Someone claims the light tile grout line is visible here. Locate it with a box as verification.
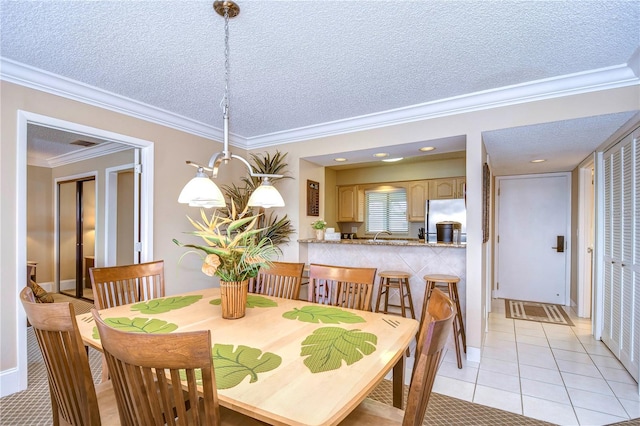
[539,307,580,424]
[474,300,637,425]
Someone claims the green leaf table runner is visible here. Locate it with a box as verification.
[212,344,282,389]
[92,317,178,339]
[300,327,377,373]
[179,343,282,390]
[131,295,202,314]
[282,305,366,324]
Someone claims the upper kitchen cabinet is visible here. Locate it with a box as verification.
[408,180,429,222]
[337,185,364,222]
[429,178,466,199]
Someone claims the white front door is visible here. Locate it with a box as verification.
[495,173,571,304]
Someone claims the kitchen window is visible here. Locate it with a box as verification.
[365,188,408,234]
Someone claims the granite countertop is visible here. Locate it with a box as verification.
[297,238,466,248]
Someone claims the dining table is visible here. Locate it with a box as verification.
[76,287,418,426]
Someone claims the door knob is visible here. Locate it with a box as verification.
[551,235,565,253]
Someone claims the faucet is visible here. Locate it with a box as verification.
[373,230,392,241]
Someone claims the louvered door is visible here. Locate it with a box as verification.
[602,130,639,381]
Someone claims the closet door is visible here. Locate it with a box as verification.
[602,131,639,380]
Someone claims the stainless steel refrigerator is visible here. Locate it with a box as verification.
[425,199,467,243]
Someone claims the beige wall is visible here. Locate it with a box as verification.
[2,79,638,393]
[1,81,243,378]
[333,156,466,186]
[26,166,54,284]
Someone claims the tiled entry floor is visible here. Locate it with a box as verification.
[431,298,640,425]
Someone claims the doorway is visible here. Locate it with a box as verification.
[494,173,571,304]
[577,160,595,318]
[57,176,96,300]
[105,164,140,266]
[16,110,155,394]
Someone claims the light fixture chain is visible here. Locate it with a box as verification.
[222,6,230,116]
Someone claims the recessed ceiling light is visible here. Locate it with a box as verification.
[530,159,546,163]
[382,157,403,163]
[334,157,347,162]
[373,153,388,158]
[419,146,435,152]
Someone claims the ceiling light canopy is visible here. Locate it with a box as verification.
[373,153,389,158]
[334,157,347,162]
[530,159,547,163]
[419,146,435,152]
[382,157,403,162]
[178,1,284,209]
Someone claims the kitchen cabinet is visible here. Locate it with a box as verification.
[408,180,429,222]
[429,178,465,199]
[337,185,364,222]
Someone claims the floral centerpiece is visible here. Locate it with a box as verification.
[173,202,280,318]
[311,219,327,240]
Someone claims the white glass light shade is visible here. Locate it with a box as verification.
[178,171,225,208]
[247,179,285,208]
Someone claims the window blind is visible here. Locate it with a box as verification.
[365,189,408,234]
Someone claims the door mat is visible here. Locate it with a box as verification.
[505,299,574,326]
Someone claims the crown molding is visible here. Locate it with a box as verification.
[0,58,240,145]
[3,57,638,151]
[247,64,639,148]
[48,142,132,168]
[27,142,132,168]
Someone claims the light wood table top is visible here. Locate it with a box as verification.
[77,287,418,426]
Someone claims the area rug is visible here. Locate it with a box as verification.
[369,379,552,426]
[505,299,574,326]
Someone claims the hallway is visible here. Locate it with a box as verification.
[432,299,640,425]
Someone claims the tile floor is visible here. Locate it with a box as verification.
[429,299,640,425]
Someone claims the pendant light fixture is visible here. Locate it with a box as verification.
[178,1,285,209]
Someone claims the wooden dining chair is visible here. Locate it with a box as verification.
[252,261,305,299]
[19,287,120,426]
[308,264,377,311]
[90,260,165,382]
[89,260,165,310]
[92,309,265,426]
[340,288,455,426]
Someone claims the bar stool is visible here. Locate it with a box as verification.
[375,271,416,355]
[423,274,466,368]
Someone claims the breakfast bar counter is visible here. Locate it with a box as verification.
[298,238,465,248]
[299,238,466,351]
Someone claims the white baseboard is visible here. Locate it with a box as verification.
[467,346,481,363]
[0,367,25,398]
[59,279,76,291]
[38,281,54,293]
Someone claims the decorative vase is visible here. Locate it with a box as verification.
[219,280,248,319]
[315,229,325,240]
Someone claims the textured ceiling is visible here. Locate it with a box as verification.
[2,0,639,173]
